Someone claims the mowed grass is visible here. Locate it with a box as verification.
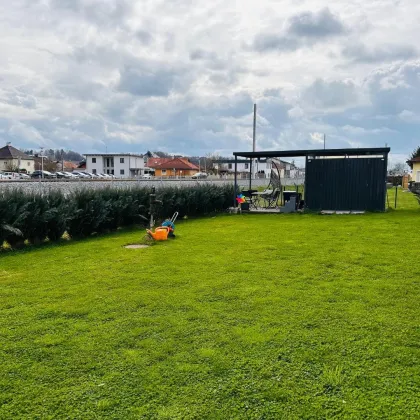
[1,192,419,419]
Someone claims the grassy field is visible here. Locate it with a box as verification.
[1,191,419,419]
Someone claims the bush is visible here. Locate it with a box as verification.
[0,184,234,249]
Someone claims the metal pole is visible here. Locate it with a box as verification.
[249,158,252,190]
[395,185,398,209]
[150,186,156,229]
[383,151,389,212]
[40,147,44,180]
[324,134,326,150]
[234,155,238,208]
[253,104,257,152]
[303,155,308,210]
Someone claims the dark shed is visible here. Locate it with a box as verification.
[233,147,390,212]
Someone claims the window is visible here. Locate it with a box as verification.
[92,158,96,163]
[27,162,30,166]
[120,158,124,163]
[162,169,167,175]
[120,169,125,175]
[245,163,249,169]
[111,170,114,175]
[92,169,97,174]
[228,163,232,169]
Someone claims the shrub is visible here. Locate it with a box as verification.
[0,184,234,249]
[0,190,26,247]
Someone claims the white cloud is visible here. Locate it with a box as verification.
[0,0,419,158]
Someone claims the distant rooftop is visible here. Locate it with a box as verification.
[0,144,34,160]
[84,153,144,157]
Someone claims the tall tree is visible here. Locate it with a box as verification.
[408,146,420,169]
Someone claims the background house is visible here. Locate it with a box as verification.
[271,159,304,178]
[0,144,34,173]
[57,161,78,172]
[149,157,199,177]
[408,157,420,182]
[214,158,304,179]
[85,153,145,177]
[214,159,272,179]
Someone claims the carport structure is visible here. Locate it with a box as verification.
[233,147,390,212]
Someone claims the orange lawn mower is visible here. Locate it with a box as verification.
[146,212,178,241]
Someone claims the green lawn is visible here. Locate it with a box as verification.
[1,192,419,419]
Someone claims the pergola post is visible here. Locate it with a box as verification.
[234,155,238,208]
[383,151,388,212]
[249,157,252,190]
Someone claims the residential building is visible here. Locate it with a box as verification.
[272,159,304,178]
[149,157,199,177]
[408,156,420,182]
[214,159,272,179]
[85,153,145,178]
[214,158,305,179]
[147,157,172,168]
[57,161,78,172]
[34,156,58,172]
[0,143,35,173]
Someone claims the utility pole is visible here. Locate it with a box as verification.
[253,104,257,152]
[251,103,257,187]
[324,134,326,150]
[40,147,44,180]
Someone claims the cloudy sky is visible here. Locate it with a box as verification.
[0,0,419,163]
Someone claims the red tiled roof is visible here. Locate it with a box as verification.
[153,157,199,170]
[407,156,420,163]
[64,161,77,169]
[147,158,172,168]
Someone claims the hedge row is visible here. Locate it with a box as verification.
[0,184,234,247]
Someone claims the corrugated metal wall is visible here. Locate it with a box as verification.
[305,157,387,211]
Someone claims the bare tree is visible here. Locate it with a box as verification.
[389,162,407,175]
[43,160,58,172]
[4,162,19,172]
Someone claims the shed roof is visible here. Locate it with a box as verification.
[233,147,390,159]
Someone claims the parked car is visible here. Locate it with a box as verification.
[192,172,208,179]
[72,171,90,178]
[0,173,7,180]
[64,172,78,178]
[30,170,56,179]
[141,174,153,179]
[2,172,19,180]
[19,173,31,179]
[55,171,68,178]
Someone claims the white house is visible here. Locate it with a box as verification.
[271,159,305,179]
[85,153,145,178]
[214,159,272,178]
[0,143,35,173]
